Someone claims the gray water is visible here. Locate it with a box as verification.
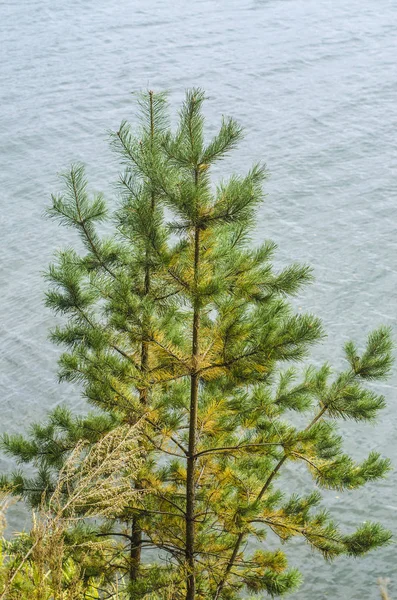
[1,0,396,597]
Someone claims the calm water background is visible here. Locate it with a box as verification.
[1,0,396,597]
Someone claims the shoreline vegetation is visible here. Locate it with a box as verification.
[0,496,393,599]
[0,90,393,599]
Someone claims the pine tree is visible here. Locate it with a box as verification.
[1,89,393,600]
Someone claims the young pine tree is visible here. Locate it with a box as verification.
[1,89,393,600]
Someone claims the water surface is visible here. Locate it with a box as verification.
[1,1,396,597]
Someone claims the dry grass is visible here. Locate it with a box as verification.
[0,421,143,599]
[378,578,392,600]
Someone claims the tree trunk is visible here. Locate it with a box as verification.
[186,223,200,600]
[129,516,142,583]
[129,90,155,593]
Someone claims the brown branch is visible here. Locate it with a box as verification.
[194,442,282,459]
[142,432,185,459]
[145,417,188,456]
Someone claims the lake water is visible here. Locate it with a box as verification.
[1,0,396,598]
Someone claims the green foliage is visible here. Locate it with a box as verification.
[0,89,393,600]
